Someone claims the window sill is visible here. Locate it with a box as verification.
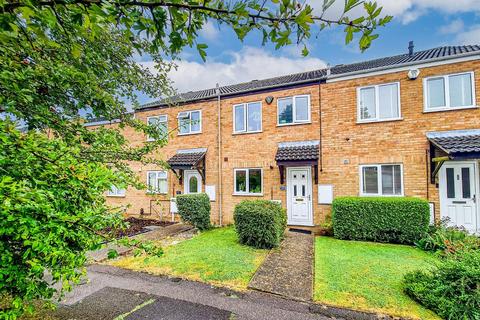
[423,105,479,114]
[233,193,264,197]
[359,194,404,197]
[146,192,168,195]
[107,195,126,198]
[177,132,202,136]
[276,121,311,127]
[357,117,403,124]
[232,130,263,136]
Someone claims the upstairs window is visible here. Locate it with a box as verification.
[360,164,403,196]
[277,95,310,125]
[107,185,126,197]
[178,110,201,135]
[146,115,168,141]
[424,72,475,111]
[233,102,262,133]
[234,168,262,195]
[147,171,168,194]
[358,82,400,122]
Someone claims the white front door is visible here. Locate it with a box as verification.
[439,161,478,233]
[184,170,202,194]
[287,167,313,226]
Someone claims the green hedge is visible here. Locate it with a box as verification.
[176,193,211,230]
[404,251,480,320]
[233,200,287,249]
[332,197,430,244]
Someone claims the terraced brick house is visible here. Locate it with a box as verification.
[88,44,480,234]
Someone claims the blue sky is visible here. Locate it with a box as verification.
[138,0,480,105]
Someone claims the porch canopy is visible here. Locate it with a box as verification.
[167,148,207,184]
[275,140,319,184]
[427,129,480,183]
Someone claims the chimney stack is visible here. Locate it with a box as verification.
[408,41,414,57]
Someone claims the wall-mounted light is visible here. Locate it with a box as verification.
[265,96,274,104]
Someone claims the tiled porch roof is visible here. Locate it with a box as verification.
[427,129,480,154]
[167,148,207,168]
[275,141,319,161]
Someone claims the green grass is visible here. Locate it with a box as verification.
[314,237,440,320]
[110,227,268,290]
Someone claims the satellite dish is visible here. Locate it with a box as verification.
[408,69,420,80]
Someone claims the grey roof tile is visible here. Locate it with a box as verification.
[139,45,480,110]
[167,151,206,167]
[427,129,480,154]
[275,141,319,161]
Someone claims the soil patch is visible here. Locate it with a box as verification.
[104,217,175,238]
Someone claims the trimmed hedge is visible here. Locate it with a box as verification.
[332,197,430,244]
[176,193,211,230]
[404,251,480,320]
[234,200,287,249]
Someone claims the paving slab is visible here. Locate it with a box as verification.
[248,230,313,301]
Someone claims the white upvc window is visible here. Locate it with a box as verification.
[107,185,126,197]
[233,101,262,133]
[146,115,168,141]
[277,94,311,125]
[359,164,404,196]
[424,71,476,111]
[234,168,263,195]
[357,82,401,122]
[177,110,202,135]
[147,171,168,194]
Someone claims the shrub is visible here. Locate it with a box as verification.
[332,197,430,244]
[404,250,480,320]
[176,193,211,230]
[415,218,480,255]
[234,200,287,249]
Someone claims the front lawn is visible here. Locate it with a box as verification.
[314,237,440,320]
[110,227,268,290]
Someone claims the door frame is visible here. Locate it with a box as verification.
[184,170,203,194]
[439,160,479,233]
[286,166,314,226]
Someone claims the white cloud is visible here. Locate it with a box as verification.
[455,25,480,44]
[199,20,220,41]
[140,47,326,93]
[439,19,465,35]
[309,0,480,24]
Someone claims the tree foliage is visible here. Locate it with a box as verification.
[0,0,391,318]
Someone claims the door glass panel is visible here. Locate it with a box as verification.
[248,169,262,194]
[302,185,305,197]
[189,176,198,193]
[294,185,297,196]
[461,167,471,199]
[446,168,455,198]
[363,166,378,194]
[359,87,376,120]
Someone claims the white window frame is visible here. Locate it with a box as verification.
[423,71,476,112]
[177,110,202,135]
[357,82,401,123]
[277,94,311,126]
[107,185,126,197]
[359,164,404,197]
[233,101,263,134]
[146,170,168,194]
[233,168,263,196]
[146,115,168,141]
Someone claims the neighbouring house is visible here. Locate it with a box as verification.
[87,44,480,234]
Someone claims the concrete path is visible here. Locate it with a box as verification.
[248,230,314,301]
[87,223,194,262]
[55,265,336,320]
